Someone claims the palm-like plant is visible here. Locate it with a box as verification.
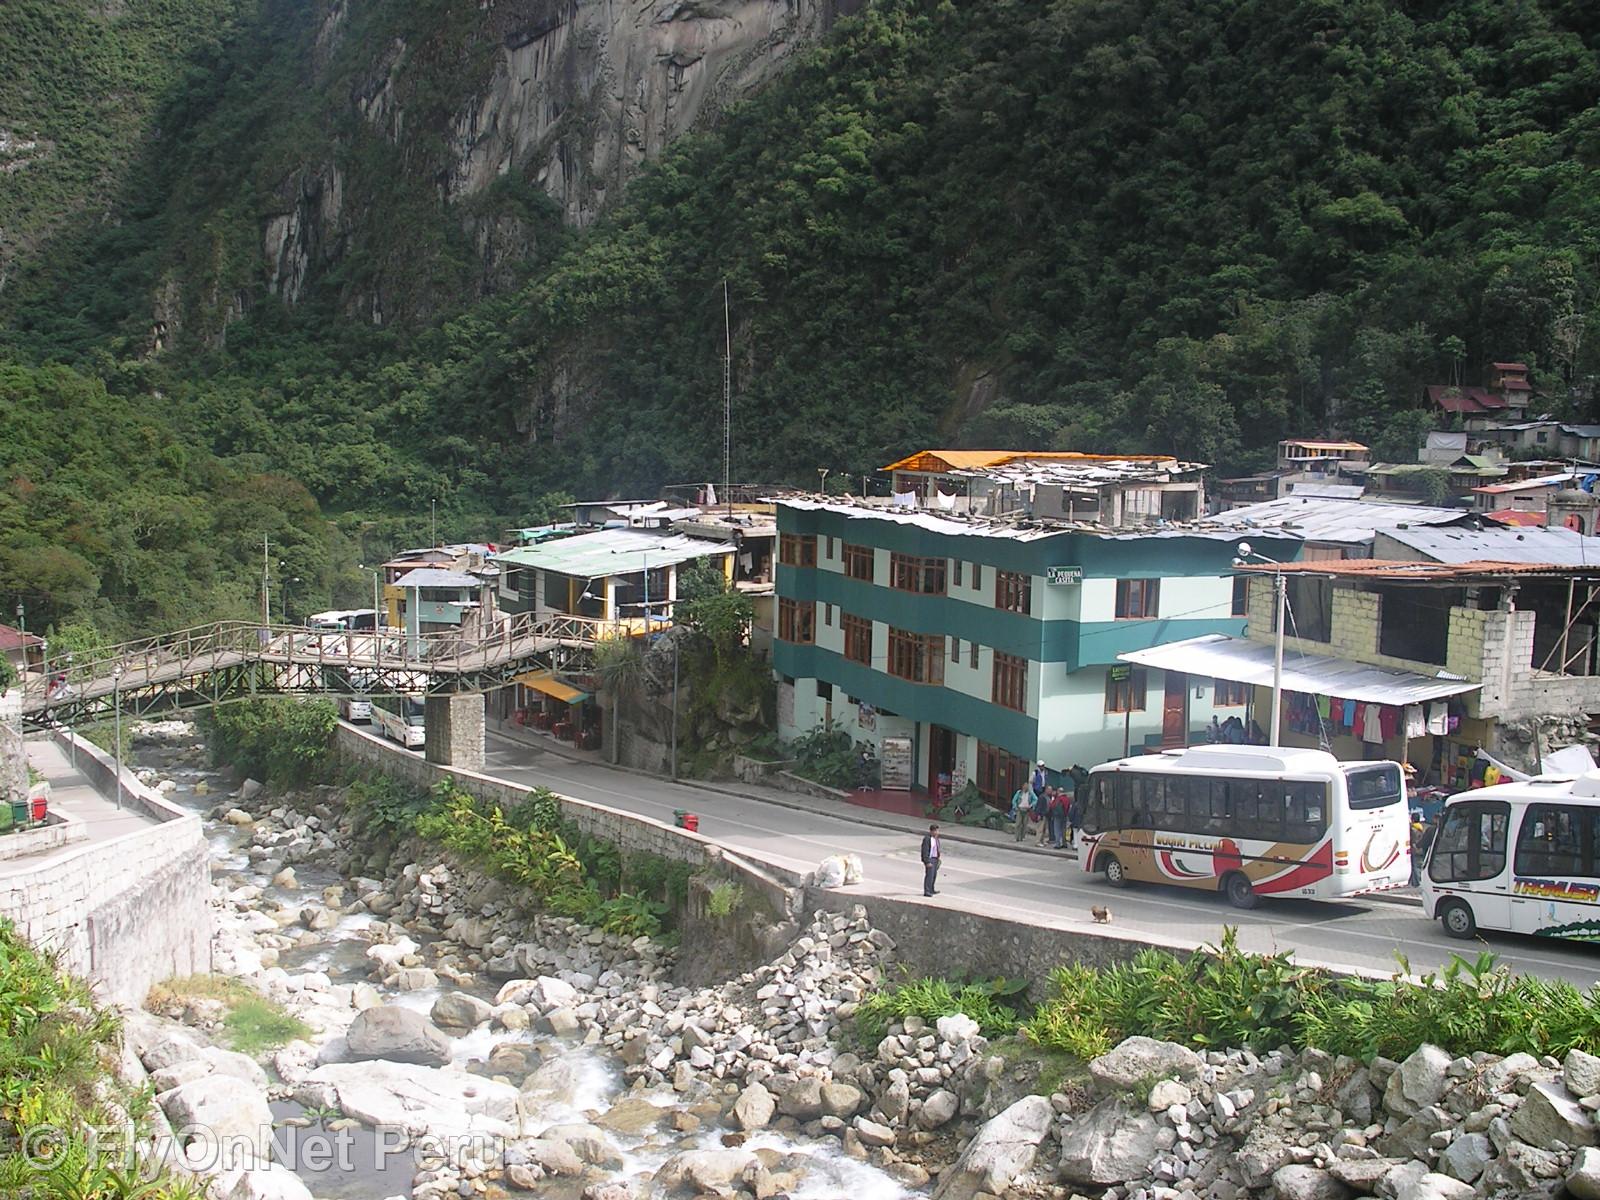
[593,636,648,765]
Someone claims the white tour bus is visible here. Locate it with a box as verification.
[1421,773,1600,940]
[1079,745,1412,908]
[372,693,426,750]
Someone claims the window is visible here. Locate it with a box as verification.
[779,533,817,567]
[843,543,875,582]
[888,628,945,684]
[1429,802,1510,884]
[817,680,832,701]
[777,598,815,644]
[950,636,961,662]
[824,603,834,627]
[1115,578,1159,619]
[1378,586,1449,666]
[977,742,1029,804]
[842,614,872,665]
[1105,667,1147,713]
[1283,781,1329,843]
[972,563,983,590]
[992,651,1027,711]
[969,640,978,669]
[890,553,947,595]
[1344,764,1403,811]
[1232,576,1250,617]
[1213,678,1248,707]
[1515,804,1595,878]
[1272,576,1332,642]
[825,536,836,559]
[953,559,964,587]
[995,570,1032,614]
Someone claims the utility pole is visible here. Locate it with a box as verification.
[723,280,732,520]
[111,664,124,811]
[432,498,438,547]
[671,633,680,780]
[261,537,271,631]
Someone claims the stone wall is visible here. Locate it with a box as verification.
[0,688,24,808]
[0,731,212,1006]
[336,723,806,925]
[424,693,486,771]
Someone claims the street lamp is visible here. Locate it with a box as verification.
[1233,541,1288,748]
[111,663,124,811]
[14,602,23,678]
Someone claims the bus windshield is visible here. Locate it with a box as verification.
[404,698,425,721]
[1344,764,1403,810]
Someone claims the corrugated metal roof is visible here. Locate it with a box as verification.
[1118,634,1479,705]
[393,568,482,589]
[1562,425,1600,439]
[1196,497,1469,544]
[879,449,1178,473]
[1379,526,1600,566]
[1285,483,1365,500]
[1238,559,1600,581]
[1279,440,1368,452]
[1471,472,1577,495]
[1483,510,1548,527]
[493,529,734,577]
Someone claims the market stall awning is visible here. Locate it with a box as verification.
[1117,634,1480,707]
[515,670,591,704]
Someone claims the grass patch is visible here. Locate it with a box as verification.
[855,972,1027,1047]
[148,974,309,1055]
[707,881,745,919]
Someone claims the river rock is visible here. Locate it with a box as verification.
[1567,1147,1600,1200]
[431,991,493,1031]
[224,808,254,826]
[937,1013,981,1043]
[653,1148,758,1196]
[299,905,337,931]
[920,1089,959,1128]
[159,1075,275,1165]
[876,1074,910,1126]
[391,967,438,991]
[300,1060,520,1138]
[1482,1052,1542,1094]
[854,1116,896,1147]
[1088,1036,1203,1091]
[1394,1172,1476,1200]
[595,1096,668,1136]
[1147,1079,1192,1112]
[820,1080,865,1118]
[272,867,298,889]
[1328,1156,1406,1191]
[1512,1080,1599,1149]
[732,1081,777,1130]
[513,1137,584,1176]
[934,1094,1055,1200]
[539,1123,622,1168]
[1272,1165,1354,1200]
[1385,1044,1452,1118]
[1438,1131,1493,1183]
[215,1164,315,1200]
[1567,1049,1600,1101]
[345,1006,452,1066]
[525,975,580,1012]
[776,1076,825,1120]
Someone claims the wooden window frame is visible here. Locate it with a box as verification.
[992,651,1027,712]
[842,543,875,582]
[890,552,947,595]
[950,636,961,662]
[1115,578,1159,619]
[977,741,1029,805]
[995,570,1032,615]
[1105,666,1147,713]
[969,640,979,669]
[779,533,818,568]
[777,597,815,644]
[842,613,872,665]
[953,559,964,587]
[888,627,945,685]
[1213,678,1249,707]
[1231,575,1250,618]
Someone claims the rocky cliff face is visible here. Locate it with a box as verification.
[256,0,861,319]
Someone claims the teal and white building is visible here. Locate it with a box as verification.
[772,497,1301,803]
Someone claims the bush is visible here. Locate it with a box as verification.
[856,973,1026,1046]
[207,698,337,786]
[787,722,874,790]
[1025,929,1600,1063]
[707,881,744,919]
[224,999,311,1056]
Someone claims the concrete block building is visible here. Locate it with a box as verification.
[771,496,1300,804]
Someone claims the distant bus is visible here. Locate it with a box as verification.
[322,667,375,724]
[1079,745,1412,908]
[372,693,426,750]
[1421,774,1600,940]
[306,609,379,633]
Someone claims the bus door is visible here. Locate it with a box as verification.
[1508,803,1600,936]
[1427,799,1512,930]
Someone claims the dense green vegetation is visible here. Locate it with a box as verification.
[206,697,338,786]
[0,919,203,1199]
[3,0,1599,630]
[865,931,1600,1070]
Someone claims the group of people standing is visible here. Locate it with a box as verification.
[1010,760,1084,849]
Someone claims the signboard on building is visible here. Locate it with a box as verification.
[881,736,913,791]
[1047,565,1083,585]
[1108,664,1131,682]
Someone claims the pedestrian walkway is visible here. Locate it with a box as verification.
[0,739,156,875]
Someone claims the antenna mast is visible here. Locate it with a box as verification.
[722,280,732,518]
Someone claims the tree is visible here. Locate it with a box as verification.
[593,636,648,766]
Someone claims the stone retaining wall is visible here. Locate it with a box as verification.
[336,723,807,924]
[0,731,211,1006]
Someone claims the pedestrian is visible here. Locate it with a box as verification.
[1036,786,1054,845]
[1048,786,1069,848]
[920,823,942,896]
[1013,785,1033,842]
[1032,759,1048,798]
[1067,785,1085,848]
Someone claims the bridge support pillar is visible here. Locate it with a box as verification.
[424,694,485,772]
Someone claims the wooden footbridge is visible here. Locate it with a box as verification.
[15,612,618,731]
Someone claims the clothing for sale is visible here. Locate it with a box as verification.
[1361,703,1382,741]
[1379,706,1399,739]
[1427,702,1448,735]
[1404,705,1426,739]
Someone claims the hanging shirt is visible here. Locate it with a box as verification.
[1405,705,1427,739]
[1427,702,1449,735]
[1362,703,1383,740]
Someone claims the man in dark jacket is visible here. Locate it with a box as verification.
[920,824,941,896]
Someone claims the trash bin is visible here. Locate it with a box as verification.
[10,800,30,828]
[682,813,699,833]
[30,796,47,822]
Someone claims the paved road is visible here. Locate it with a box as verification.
[479,731,1600,988]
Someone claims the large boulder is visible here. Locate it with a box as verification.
[1087,1036,1203,1092]
[1567,1049,1600,1100]
[934,1094,1055,1200]
[653,1148,759,1196]
[159,1075,275,1166]
[431,991,493,1032]
[919,1089,959,1128]
[299,1060,521,1139]
[820,1081,865,1119]
[1272,1165,1354,1200]
[1511,1080,1599,1150]
[214,1164,315,1200]
[345,1006,452,1066]
[1567,1146,1600,1200]
[1438,1132,1493,1183]
[1394,1173,1476,1200]
[732,1081,776,1131]
[537,1123,622,1169]
[775,1076,825,1121]
[1383,1044,1452,1118]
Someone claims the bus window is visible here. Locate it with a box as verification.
[1514,804,1589,878]
[1132,777,1164,830]
[1082,777,1111,834]
[1284,782,1329,843]
[1429,802,1509,883]
[1164,777,1192,833]
[1345,764,1403,810]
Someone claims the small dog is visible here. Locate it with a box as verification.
[1090,905,1113,924]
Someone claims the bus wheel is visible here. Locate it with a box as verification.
[1223,872,1258,910]
[1439,899,1477,940]
[1102,855,1129,888]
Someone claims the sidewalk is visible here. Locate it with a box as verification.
[486,721,1423,905]
[0,739,156,875]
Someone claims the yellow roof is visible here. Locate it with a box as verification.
[515,670,590,703]
[881,449,1175,473]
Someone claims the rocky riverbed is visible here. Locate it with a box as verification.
[117,722,1600,1200]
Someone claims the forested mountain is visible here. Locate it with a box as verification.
[3,0,1599,634]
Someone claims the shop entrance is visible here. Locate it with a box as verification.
[928,725,956,798]
[1162,671,1189,748]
